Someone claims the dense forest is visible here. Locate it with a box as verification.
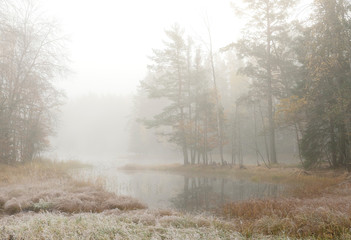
[129,0,351,170]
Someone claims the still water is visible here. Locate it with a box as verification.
[74,167,283,212]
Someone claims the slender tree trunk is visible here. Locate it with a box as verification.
[236,102,243,167]
[294,123,303,165]
[232,105,240,165]
[259,103,270,164]
[177,60,188,165]
[253,104,260,166]
[266,3,277,164]
[231,110,237,165]
[204,99,209,165]
[187,40,196,165]
[205,19,225,165]
[180,107,189,165]
[329,118,338,167]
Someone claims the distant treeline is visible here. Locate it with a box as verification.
[0,1,65,164]
[131,0,351,169]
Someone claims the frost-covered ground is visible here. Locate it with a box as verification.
[0,210,245,240]
[0,161,244,239]
[0,178,145,215]
[0,161,145,216]
[2,161,351,239]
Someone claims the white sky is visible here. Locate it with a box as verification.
[43,0,241,98]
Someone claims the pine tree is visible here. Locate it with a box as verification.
[141,24,190,164]
[231,0,297,164]
[298,0,351,168]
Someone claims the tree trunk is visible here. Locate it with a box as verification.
[253,104,260,166]
[259,103,270,164]
[266,2,277,164]
[205,19,225,165]
[329,118,338,167]
[236,102,243,167]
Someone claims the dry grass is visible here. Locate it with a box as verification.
[0,158,90,185]
[288,175,344,198]
[221,181,351,239]
[119,163,183,171]
[0,210,255,240]
[0,159,145,216]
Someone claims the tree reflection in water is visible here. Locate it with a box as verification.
[172,176,281,212]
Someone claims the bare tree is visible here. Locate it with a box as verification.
[0,0,67,163]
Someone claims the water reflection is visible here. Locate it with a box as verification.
[172,176,281,212]
[73,168,283,212]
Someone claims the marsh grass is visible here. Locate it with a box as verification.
[0,159,145,216]
[0,158,91,185]
[222,199,351,239]
[288,175,344,197]
[221,179,351,239]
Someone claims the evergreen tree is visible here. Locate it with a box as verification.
[298,0,351,168]
[141,25,190,164]
[230,0,297,164]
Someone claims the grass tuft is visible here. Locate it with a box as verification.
[4,198,22,215]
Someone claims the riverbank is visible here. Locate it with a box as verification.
[0,160,243,239]
[2,160,351,239]
[120,163,351,239]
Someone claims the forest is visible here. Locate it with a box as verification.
[129,0,351,170]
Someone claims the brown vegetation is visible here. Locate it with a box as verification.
[220,176,351,239]
[0,159,90,185]
[0,160,145,216]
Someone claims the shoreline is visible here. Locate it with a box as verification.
[118,163,347,186]
[1,160,351,239]
[0,160,243,239]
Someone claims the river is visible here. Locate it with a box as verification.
[73,164,284,213]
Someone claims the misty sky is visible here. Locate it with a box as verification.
[44,0,239,98]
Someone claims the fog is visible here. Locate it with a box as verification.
[3,1,351,238]
[43,0,242,164]
[44,0,239,97]
[0,0,329,168]
[49,94,132,162]
[38,0,312,166]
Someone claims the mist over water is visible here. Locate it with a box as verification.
[73,167,284,212]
